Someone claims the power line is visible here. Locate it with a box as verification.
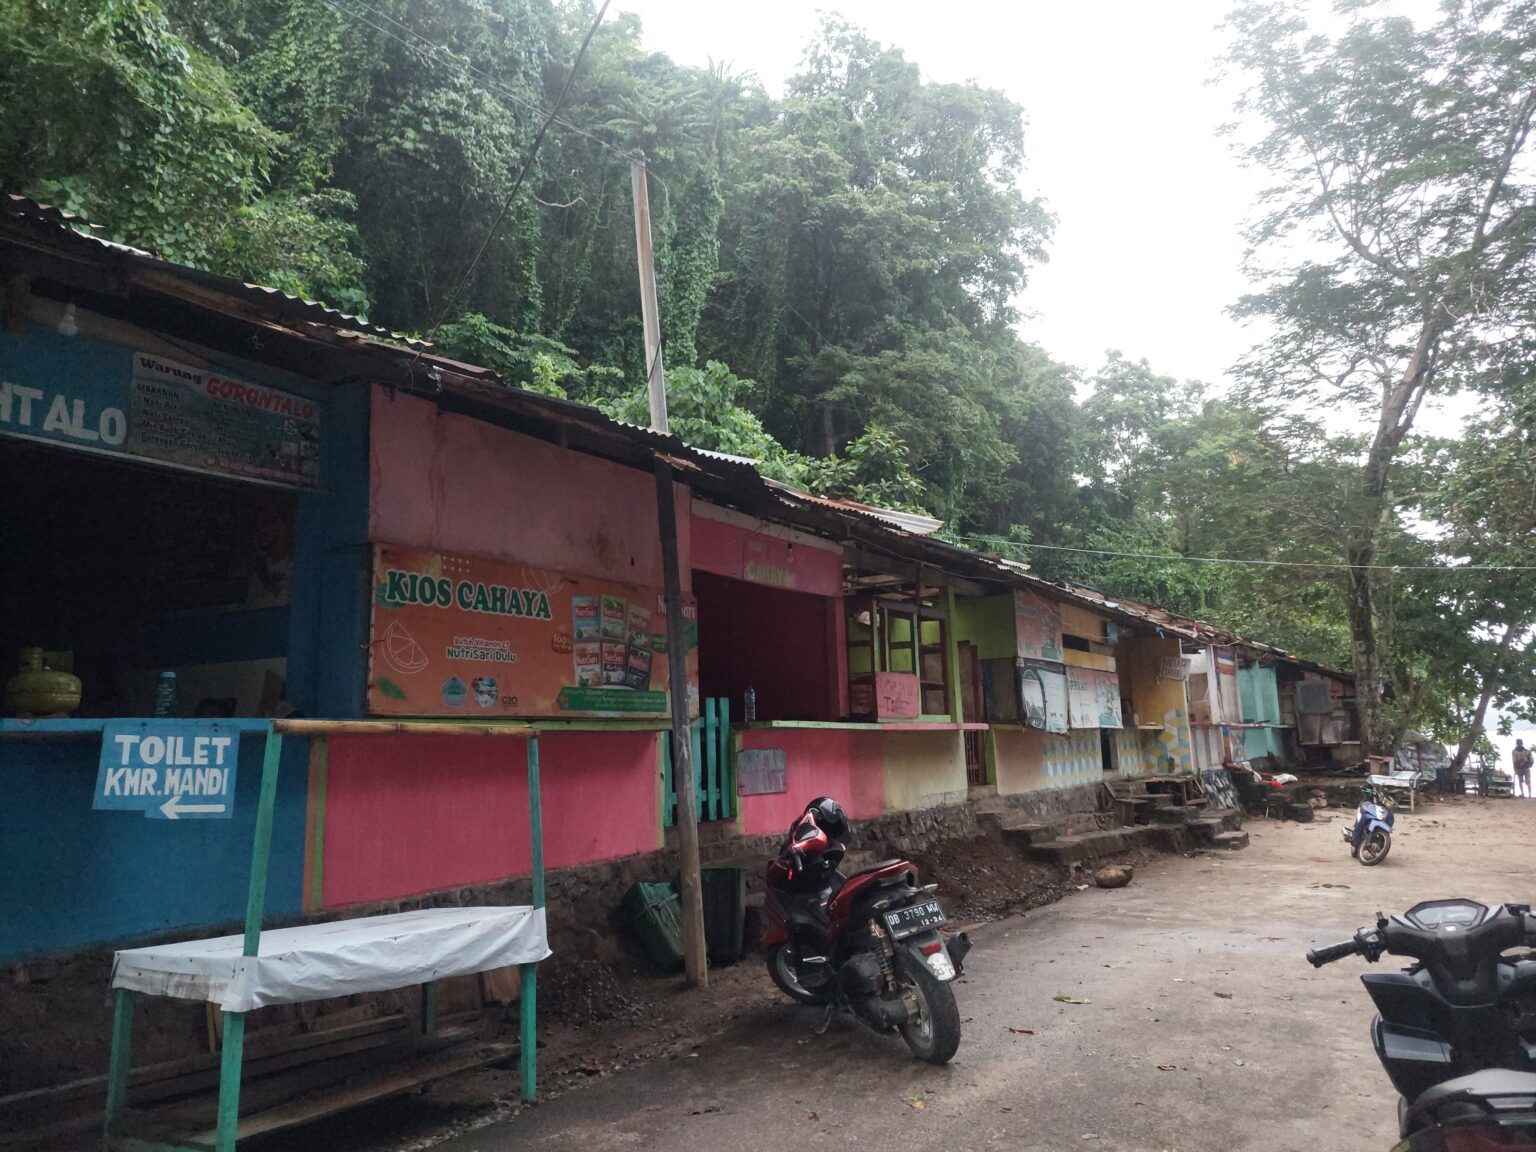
[947,533,1536,574]
[318,0,637,167]
[411,0,613,359]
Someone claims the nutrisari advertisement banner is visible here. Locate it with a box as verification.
[366,546,698,719]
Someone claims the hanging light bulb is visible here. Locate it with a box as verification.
[57,302,77,336]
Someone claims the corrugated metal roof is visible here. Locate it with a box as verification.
[0,190,1350,681]
[2,194,417,343]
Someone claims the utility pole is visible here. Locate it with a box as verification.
[632,159,668,431]
[633,155,708,988]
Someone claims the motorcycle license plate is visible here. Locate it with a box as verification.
[884,900,947,940]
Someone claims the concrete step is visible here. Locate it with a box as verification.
[1187,808,1244,846]
[980,809,1106,841]
[1147,806,1201,826]
[1028,826,1156,866]
[1213,830,1250,851]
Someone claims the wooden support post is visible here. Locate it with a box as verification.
[215,1012,246,1152]
[521,734,543,1102]
[103,988,135,1139]
[243,727,283,956]
[654,459,708,987]
[944,587,964,724]
[528,734,544,909]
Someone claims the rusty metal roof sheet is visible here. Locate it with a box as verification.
[1,190,1349,680]
[2,194,417,343]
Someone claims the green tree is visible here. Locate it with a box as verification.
[1225,0,1536,751]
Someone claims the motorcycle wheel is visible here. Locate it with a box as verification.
[894,950,961,1064]
[766,944,825,1005]
[1359,828,1392,866]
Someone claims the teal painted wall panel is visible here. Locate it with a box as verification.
[0,735,307,961]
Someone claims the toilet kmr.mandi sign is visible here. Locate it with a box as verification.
[94,721,240,819]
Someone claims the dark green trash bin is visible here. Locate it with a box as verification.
[622,881,685,973]
[669,868,746,965]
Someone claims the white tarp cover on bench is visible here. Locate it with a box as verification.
[110,906,549,1013]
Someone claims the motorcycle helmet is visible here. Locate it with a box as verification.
[805,796,848,841]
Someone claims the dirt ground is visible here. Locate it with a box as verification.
[288,793,1536,1152]
[20,794,1534,1152]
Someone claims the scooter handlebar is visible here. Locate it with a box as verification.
[1307,938,1362,967]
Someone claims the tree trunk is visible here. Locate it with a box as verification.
[1449,621,1522,774]
[1345,546,1384,756]
[1345,331,1440,756]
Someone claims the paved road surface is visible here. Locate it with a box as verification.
[433,797,1535,1152]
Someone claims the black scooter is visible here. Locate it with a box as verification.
[1309,899,1536,1148]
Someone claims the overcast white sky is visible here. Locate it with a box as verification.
[613,0,1263,387]
[612,0,1528,763]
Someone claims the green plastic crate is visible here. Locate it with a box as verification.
[622,881,685,973]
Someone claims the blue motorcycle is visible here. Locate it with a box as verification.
[1345,783,1394,865]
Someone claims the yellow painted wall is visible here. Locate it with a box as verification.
[992,727,1047,795]
[1063,648,1116,672]
[1119,635,1186,727]
[1118,634,1194,774]
[1060,603,1108,641]
[881,729,968,811]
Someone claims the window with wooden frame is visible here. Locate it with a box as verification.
[845,595,951,721]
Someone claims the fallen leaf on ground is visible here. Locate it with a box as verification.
[1001,1106,1014,1113]
[1007,1027,1035,1034]
[1054,995,1089,1004]
[1214,991,1233,999]
[1157,1063,1178,1071]
[809,1112,819,1121]
[906,1097,926,1110]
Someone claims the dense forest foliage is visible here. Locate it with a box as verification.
[3,0,1533,753]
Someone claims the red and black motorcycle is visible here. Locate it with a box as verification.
[762,797,969,1063]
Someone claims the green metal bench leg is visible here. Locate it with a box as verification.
[104,987,135,1142]
[519,963,537,1102]
[215,1012,247,1152]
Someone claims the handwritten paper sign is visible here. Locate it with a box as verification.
[874,671,921,720]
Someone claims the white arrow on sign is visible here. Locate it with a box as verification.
[160,794,228,820]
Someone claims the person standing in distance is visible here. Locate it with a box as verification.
[1513,739,1533,799]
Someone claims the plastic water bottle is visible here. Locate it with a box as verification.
[154,671,176,717]
[743,686,757,723]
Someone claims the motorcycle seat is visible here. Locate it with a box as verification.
[843,859,906,879]
[1403,1069,1536,1134]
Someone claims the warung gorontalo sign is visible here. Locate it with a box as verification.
[0,331,319,488]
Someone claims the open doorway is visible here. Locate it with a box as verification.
[0,442,296,718]
[1100,728,1119,774]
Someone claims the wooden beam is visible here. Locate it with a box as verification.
[653,459,708,988]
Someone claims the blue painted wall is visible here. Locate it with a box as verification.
[0,336,372,960]
[287,379,371,719]
[0,734,308,961]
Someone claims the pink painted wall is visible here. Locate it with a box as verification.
[694,571,841,721]
[322,731,660,907]
[690,512,843,597]
[370,388,688,589]
[737,727,885,837]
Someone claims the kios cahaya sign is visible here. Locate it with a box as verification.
[367,545,699,719]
